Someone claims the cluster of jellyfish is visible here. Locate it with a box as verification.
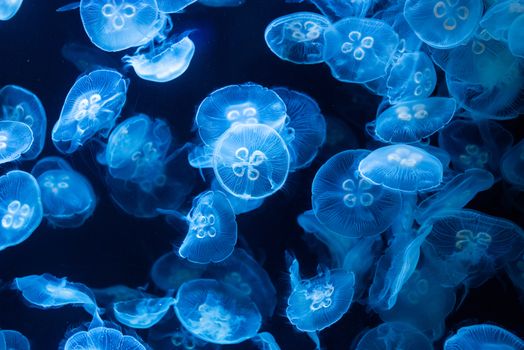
[0,0,523,348]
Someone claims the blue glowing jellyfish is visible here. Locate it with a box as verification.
[198,0,245,6]
[157,0,196,13]
[356,322,433,350]
[174,279,262,344]
[404,0,483,48]
[273,87,326,170]
[64,327,145,350]
[286,258,355,332]
[151,251,207,291]
[0,85,46,160]
[0,0,22,20]
[212,123,290,199]
[323,18,399,83]
[0,330,30,350]
[508,14,524,58]
[264,12,331,64]
[501,139,524,188]
[179,190,237,264]
[312,150,402,237]
[444,324,524,349]
[252,332,281,350]
[374,97,456,144]
[0,171,42,251]
[358,144,443,192]
[113,297,175,329]
[0,121,33,164]
[195,83,287,146]
[480,0,524,41]
[52,69,128,154]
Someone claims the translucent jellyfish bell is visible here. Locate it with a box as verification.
[0,85,47,159]
[0,330,30,350]
[264,12,332,64]
[157,0,197,13]
[113,297,175,329]
[480,0,524,41]
[0,171,42,251]
[64,327,145,350]
[212,123,290,200]
[444,324,524,349]
[355,322,433,350]
[358,144,444,192]
[0,0,23,20]
[0,121,33,164]
[150,251,206,291]
[52,69,128,154]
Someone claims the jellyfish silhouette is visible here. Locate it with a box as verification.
[150,251,207,291]
[355,322,433,350]
[0,121,33,164]
[0,0,23,20]
[113,297,175,329]
[64,327,145,350]
[0,330,30,350]
[444,324,524,349]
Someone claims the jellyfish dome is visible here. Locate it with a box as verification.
[113,297,175,329]
[150,251,207,291]
[174,279,262,344]
[195,83,287,146]
[64,327,145,350]
[0,330,30,350]
[52,69,128,154]
[0,171,42,251]
[0,84,47,160]
[358,144,443,192]
[501,139,524,188]
[179,190,237,264]
[0,0,23,20]
[0,121,33,164]
[264,12,332,64]
[312,150,402,237]
[355,322,433,350]
[444,324,524,350]
[212,123,290,199]
[157,0,197,13]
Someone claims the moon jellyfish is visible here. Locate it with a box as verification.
[312,150,402,237]
[0,85,46,160]
[355,322,433,350]
[151,251,207,291]
[0,171,42,251]
[0,0,22,20]
[508,14,524,58]
[404,0,483,48]
[64,327,145,350]
[212,123,290,199]
[323,18,399,83]
[157,0,196,13]
[198,0,245,6]
[264,12,331,64]
[0,121,33,164]
[113,297,175,329]
[195,83,287,146]
[444,324,524,349]
[252,332,281,350]
[358,144,443,192]
[174,279,262,344]
[179,191,237,264]
[501,139,524,188]
[480,0,524,41]
[0,330,30,350]
[52,69,128,154]
[286,258,355,332]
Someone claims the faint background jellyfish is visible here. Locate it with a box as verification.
[92,285,146,307]
[198,0,245,6]
[195,83,287,146]
[212,123,290,200]
[0,85,46,160]
[52,69,128,154]
[0,170,42,251]
[480,0,524,42]
[174,279,262,344]
[0,121,33,164]
[355,322,433,350]
[150,251,207,292]
[252,332,281,350]
[157,0,197,13]
[312,149,402,237]
[272,87,326,170]
[373,97,456,144]
[323,17,399,83]
[508,14,524,57]
[264,12,332,65]
[444,324,524,349]
[64,327,146,350]
[506,251,524,293]
[501,139,524,189]
[0,0,23,20]
[358,144,443,192]
[0,330,30,350]
[113,297,175,329]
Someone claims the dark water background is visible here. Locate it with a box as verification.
[0,1,523,349]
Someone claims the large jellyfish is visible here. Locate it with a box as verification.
[150,251,207,291]
[0,121,33,164]
[264,12,331,64]
[212,123,290,199]
[444,324,524,349]
[178,190,237,264]
[0,84,47,159]
[358,144,443,192]
[157,0,196,13]
[113,297,175,329]
[174,279,262,344]
[0,330,30,350]
[64,327,145,350]
[52,69,128,154]
[501,139,524,188]
[0,0,23,20]
[0,171,42,251]
[355,322,433,350]
[312,149,402,237]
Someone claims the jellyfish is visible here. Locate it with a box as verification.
[151,251,207,291]
[52,69,128,154]
[113,297,175,329]
[264,12,331,64]
[178,190,237,264]
[312,149,402,237]
[501,139,524,188]
[195,83,287,146]
[272,87,326,170]
[157,0,197,13]
[252,332,281,350]
[64,327,145,350]
[480,0,524,41]
[355,322,433,350]
[508,14,524,58]
[286,258,355,332]
[404,0,483,48]
[0,171,43,251]
[0,0,22,20]
[212,123,290,200]
[358,144,444,192]
[198,0,245,6]
[174,279,262,344]
[0,330,30,350]
[444,324,524,349]
[0,84,46,160]
[323,17,399,83]
[31,156,73,178]
[0,121,33,164]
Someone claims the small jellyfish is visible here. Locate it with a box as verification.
[212,123,290,200]
[179,191,237,264]
[150,251,207,291]
[323,17,399,83]
[355,322,433,350]
[64,327,145,350]
[0,121,33,164]
[0,0,23,20]
[404,0,483,48]
[0,171,43,251]
[157,0,196,13]
[374,97,456,144]
[174,279,262,344]
[52,69,128,154]
[358,144,444,192]
[113,297,175,329]
[0,330,30,350]
[195,83,287,146]
[198,0,245,6]
[508,14,524,58]
[501,139,524,188]
[264,12,331,64]
[444,324,524,349]
[0,84,47,160]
